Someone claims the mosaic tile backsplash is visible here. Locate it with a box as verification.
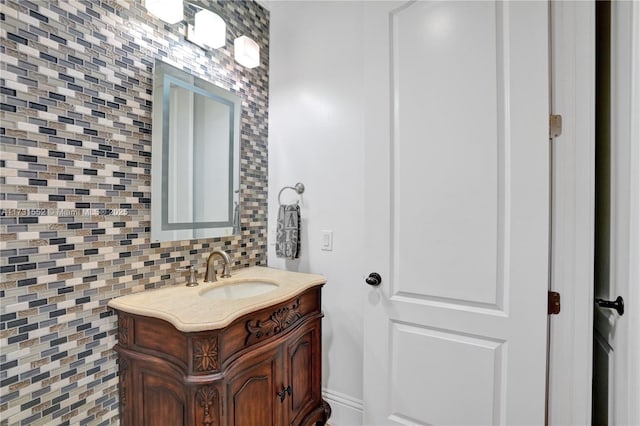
[0,0,269,424]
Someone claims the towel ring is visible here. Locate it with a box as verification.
[278,182,305,205]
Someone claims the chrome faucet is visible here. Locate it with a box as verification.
[204,250,232,282]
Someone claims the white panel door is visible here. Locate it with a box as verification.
[362,1,549,424]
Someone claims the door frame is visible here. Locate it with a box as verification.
[628,5,640,424]
[549,1,640,424]
[609,1,640,423]
[548,2,595,425]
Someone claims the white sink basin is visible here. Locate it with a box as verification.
[200,281,279,300]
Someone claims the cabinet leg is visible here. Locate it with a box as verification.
[304,399,332,426]
[315,399,332,425]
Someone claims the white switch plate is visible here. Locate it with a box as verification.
[321,230,333,251]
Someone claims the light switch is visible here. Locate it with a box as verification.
[321,230,333,251]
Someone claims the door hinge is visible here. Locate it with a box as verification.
[548,291,561,315]
[549,114,562,138]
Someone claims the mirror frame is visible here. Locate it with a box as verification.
[151,60,242,242]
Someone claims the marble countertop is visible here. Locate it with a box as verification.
[107,266,326,332]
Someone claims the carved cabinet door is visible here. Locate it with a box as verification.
[132,359,188,426]
[226,346,284,426]
[284,321,322,426]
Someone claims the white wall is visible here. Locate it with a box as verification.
[268,1,366,424]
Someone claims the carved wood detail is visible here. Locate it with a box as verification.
[119,358,129,409]
[118,314,132,346]
[196,386,218,426]
[245,298,302,345]
[193,337,219,372]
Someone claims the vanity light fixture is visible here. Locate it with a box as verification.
[234,35,260,68]
[145,0,260,68]
[187,8,226,49]
[145,0,184,25]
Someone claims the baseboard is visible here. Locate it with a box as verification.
[322,388,363,426]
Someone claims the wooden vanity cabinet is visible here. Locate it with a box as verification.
[113,286,330,426]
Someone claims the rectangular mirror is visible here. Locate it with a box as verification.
[151,60,241,242]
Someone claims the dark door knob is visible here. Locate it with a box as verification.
[365,272,382,286]
[595,296,624,316]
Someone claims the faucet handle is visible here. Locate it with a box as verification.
[176,265,199,287]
